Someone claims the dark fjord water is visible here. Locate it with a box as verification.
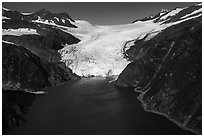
[7,77,193,135]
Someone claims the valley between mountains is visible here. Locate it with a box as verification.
[2,3,202,134]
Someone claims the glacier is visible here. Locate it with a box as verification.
[59,20,162,77]
[59,15,201,77]
[52,5,200,77]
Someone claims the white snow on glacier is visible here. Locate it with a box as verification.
[59,20,163,77]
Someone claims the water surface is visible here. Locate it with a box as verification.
[8,77,193,135]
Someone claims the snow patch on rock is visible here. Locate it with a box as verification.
[2,40,19,46]
[181,8,202,19]
[26,90,46,95]
[2,28,40,36]
[2,16,11,20]
[21,12,33,15]
[2,7,11,11]
[160,8,184,20]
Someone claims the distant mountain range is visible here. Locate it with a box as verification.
[2,3,202,134]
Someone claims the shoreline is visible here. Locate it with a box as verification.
[136,93,196,134]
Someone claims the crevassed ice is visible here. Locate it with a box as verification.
[58,7,201,77]
[59,20,162,77]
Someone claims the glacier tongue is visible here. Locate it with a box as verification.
[59,20,162,77]
[59,10,202,77]
[60,21,160,77]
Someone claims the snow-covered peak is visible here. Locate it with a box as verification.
[2,7,77,28]
[30,9,76,27]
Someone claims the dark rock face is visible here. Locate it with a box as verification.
[2,42,79,91]
[2,41,80,134]
[116,18,202,134]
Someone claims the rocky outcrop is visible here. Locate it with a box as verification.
[116,17,202,134]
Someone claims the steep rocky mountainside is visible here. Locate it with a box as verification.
[2,41,80,133]
[2,42,79,91]
[115,5,202,134]
[2,8,80,133]
[2,7,81,89]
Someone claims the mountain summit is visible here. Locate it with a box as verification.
[3,7,76,28]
